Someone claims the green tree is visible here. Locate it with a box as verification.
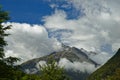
[21,74,41,80]
[4,56,21,67]
[39,59,71,80]
[0,6,23,80]
[0,6,20,66]
[0,6,11,59]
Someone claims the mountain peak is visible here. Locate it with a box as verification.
[21,44,98,80]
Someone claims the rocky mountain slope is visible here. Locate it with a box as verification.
[88,48,120,80]
[20,45,99,80]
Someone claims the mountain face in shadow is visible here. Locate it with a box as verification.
[20,45,98,80]
[88,48,120,80]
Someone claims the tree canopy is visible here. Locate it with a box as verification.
[39,58,71,80]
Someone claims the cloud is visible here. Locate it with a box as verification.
[36,58,97,73]
[3,22,62,63]
[43,9,105,52]
[43,0,120,64]
[89,52,113,64]
[36,61,46,69]
[59,58,97,73]
[68,0,120,51]
[3,0,120,65]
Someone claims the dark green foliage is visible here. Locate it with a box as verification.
[21,74,41,80]
[39,59,71,80]
[0,57,71,80]
[66,70,89,80]
[88,48,120,80]
[0,6,11,59]
[0,60,41,80]
[0,6,10,23]
[0,60,21,80]
[4,56,21,66]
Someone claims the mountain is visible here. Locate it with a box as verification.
[88,48,120,80]
[20,45,99,80]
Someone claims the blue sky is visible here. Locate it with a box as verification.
[1,0,120,64]
[1,0,81,24]
[1,0,53,24]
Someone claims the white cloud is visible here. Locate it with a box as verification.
[89,52,112,64]
[3,0,120,65]
[3,22,62,63]
[43,0,120,64]
[50,4,58,9]
[36,61,46,69]
[58,58,97,73]
[43,10,71,30]
[44,10,103,52]
[36,58,97,73]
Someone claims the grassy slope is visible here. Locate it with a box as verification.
[87,48,120,80]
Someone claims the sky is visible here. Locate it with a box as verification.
[1,0,120,65]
